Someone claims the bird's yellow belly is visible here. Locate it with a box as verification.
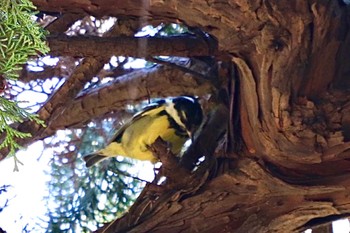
[121,115,187,162]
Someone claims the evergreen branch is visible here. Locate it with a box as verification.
[0,0,49,165]
[0,0,49,79]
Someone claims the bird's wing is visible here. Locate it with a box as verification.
[110,100,166,143]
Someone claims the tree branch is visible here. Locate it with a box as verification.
[51,65,214,129]
[0,20,141,160]
[99,158,347,233]
[45,13,84,34]
[19,60,74,83]
[0,57,106,160]
[0,64,213,160]
[99,103,228,233]
[47,35,217,58]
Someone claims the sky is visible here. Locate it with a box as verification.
[0,141,51,232]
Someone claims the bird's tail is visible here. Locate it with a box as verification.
[83,153,107,167]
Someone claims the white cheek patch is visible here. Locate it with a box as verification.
[165,102,186,129]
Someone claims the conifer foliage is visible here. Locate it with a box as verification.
[0,0,48,166]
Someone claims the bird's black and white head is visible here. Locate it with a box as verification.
[165,96,203,140]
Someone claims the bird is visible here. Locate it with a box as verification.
[83,96,203,167]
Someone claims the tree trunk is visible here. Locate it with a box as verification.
[30,0,350,232]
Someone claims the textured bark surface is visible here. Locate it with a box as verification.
[15,0,350,232]
[48,35,216,58]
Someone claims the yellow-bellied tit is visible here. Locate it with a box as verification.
[83,96,203,167]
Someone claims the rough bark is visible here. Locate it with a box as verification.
[48,35,217,58]
[22,0,350,232]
